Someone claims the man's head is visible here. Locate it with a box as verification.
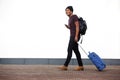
[65,6,73,17]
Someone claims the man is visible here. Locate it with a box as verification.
[58,6,84,71]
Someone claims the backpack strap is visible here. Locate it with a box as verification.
[80,35,83,44]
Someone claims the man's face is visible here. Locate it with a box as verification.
[65,9,72,16]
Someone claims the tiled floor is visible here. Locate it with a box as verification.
[0,65,119,80]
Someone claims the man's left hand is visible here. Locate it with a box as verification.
[75,36,78,42]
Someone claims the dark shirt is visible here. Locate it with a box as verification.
[68,15,79,37]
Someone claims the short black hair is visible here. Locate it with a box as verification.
[66,6,73,12]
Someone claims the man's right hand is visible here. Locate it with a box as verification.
[65,24,70,29]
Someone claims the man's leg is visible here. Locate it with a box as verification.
[64,37,73,67]
[58,37,73,70]
[73,42,84,70]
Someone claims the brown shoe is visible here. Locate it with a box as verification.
[58,66,68,70]
[74,66,84,71]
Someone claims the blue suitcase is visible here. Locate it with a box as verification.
[79,45,106,71]
[88,52,106,71]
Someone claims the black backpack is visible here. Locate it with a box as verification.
[78,17,87,43]
[78,17,87,35]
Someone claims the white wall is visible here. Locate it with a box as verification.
[0,0,120,59]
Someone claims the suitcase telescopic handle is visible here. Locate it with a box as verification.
[79,44,88,56]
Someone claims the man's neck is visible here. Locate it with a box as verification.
[69,14,73,18]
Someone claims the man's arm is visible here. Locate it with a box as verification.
[65,24,70,29]
[75,21,79,42]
